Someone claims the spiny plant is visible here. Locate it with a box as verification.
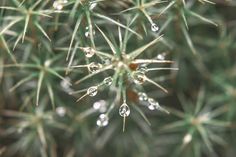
[0,0,53,58]
[1,100,69,157]
[160,88,230,156]
[3,51,71,107]
[0,0,235,157]
[68,23,178,130]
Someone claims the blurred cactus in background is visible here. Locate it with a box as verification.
[0,0,236,157]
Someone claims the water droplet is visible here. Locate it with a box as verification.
[88,62,101,73]
[96,114,109,127]
[132,71,146,84]
[85,30,96,38]
[157,53,165,60]
[81,47,95,58]
[147,98,156,110]
[102,58,112,65]
[87,86,98,97]
[56,107,66,117]
[147,98,165,112]
[85,31,89,37]
[53,2,63,10]
[151,23,159,32]
[119,103,130,117]
[93,100,107,113]
[44,60,51,67]
[138,92,148,101]
[60,77,73,93]
[147,98,169,113]
[53,0,68,10]
[183,133,192,144]
[137,64,147,73]
[103,77,113,86]
[89,2,97,10]
[85,26,96,38]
